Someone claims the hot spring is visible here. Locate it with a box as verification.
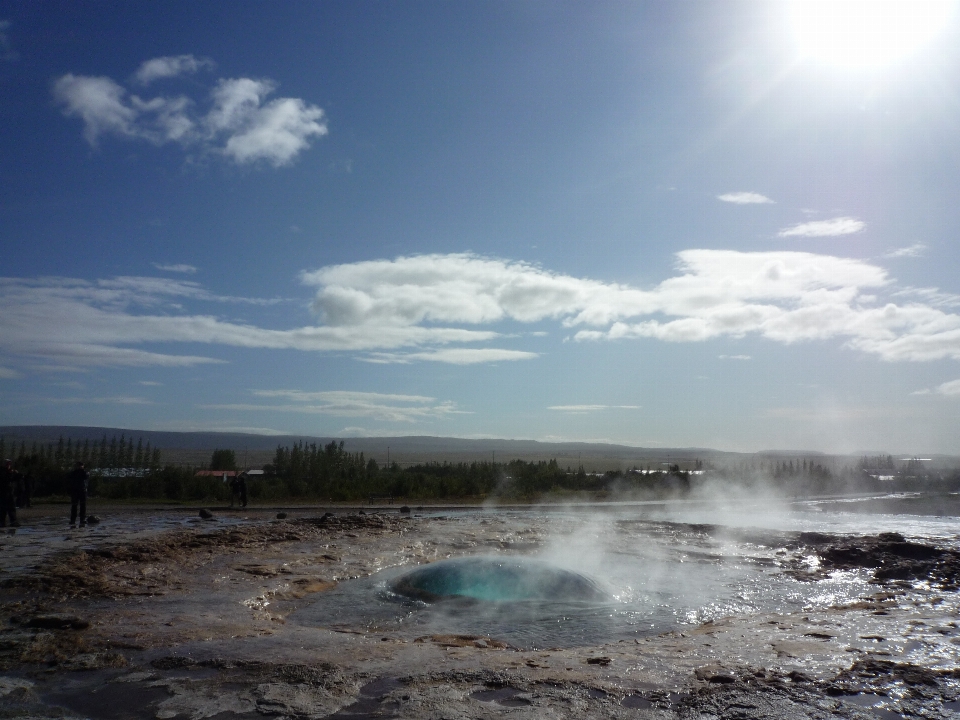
[390,556,609,603]
[290,505,944,649]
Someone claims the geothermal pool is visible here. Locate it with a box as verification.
[3,493,959,720]
[295,497,959,649]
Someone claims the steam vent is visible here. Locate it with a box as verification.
[391,556,608,603]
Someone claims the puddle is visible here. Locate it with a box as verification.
[45,680,171,720]
[470,687,532,707]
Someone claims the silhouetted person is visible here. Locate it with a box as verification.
[0,459,20,528]
[238,474,248,508]
[229,476,241,507]
[68,461,89,527]
[15,471,31,509]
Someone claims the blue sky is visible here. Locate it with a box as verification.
[2,1,960,453]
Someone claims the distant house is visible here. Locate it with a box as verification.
[195,469,265,481]
[195,470,239,482]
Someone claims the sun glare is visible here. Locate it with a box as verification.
[791,0,953,69]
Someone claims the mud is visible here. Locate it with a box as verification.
[1,507,959,719]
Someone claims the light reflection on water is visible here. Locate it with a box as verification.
[297,509,884,649]
[299,495,960,649]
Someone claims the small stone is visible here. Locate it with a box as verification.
[399,506,411,514]
[276,512,288,519]
[199,508,214,519]
[585,656,611,665]
[86,515,101,524]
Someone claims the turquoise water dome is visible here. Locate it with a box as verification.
[391,556,608,603]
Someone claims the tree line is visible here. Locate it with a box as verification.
[3,435,957,503]
[1,434,162,473]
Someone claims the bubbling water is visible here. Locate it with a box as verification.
[390,556,609,603]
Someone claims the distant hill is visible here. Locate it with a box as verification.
[5,425,955,470]
[0,425,739,470]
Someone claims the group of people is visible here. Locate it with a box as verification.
[0,459,90,528]
[3,461,255,529]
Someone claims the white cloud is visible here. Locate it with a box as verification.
[54,59,327,167]
[153,263,197,274]
[718,354,752,360]
[5,249,960,371]
[139,380,162,386]
[134,55,213,85]
[363,348,537,364]
[883,243,926,259]
[717,192,774,204]
[0,365,20,379]
[936,379,960,396]
[53,75,139,145]
[547,405,640,412]
[207,78,327,166]
[304,251,960,363]
[778,217,865,237]
[204,389,464,423]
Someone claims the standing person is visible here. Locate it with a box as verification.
[0,459,20,528]
[237,473,248,509]
[68,461,89,527]
[20,471,32,508]
[229,475,240,507]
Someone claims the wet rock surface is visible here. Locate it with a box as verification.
[791,531,960,588]
[1,507,959,718]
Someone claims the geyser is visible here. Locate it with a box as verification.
[391,556,608,603]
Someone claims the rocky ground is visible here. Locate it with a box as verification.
[0,506,958,719]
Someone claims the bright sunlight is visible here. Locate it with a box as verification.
[791,0,953,69]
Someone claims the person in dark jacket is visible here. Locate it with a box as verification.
[0,459,20,528]
[15,471,31,509]
[237,473,248,508]
[68,461,89,527]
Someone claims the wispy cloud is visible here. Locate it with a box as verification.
[718,354,751,360]
[778,217,865,237]
[892,287,960,308]
[883,243,926,259]
[138,380,162,386]
[363,348,537,364]
[0,20,18,61]
[53,56,327,167]
[0,365,20,379]
[203,389,465,423]
[547,404,640,412]
[717,191,774,204]
[153,262,197,274]
[134,55,214,85]
[48,395,153,405]
[151,420,290,435]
